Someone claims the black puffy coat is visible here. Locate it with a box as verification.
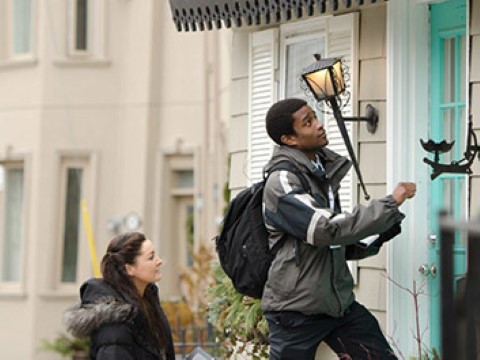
[64,278,175,360]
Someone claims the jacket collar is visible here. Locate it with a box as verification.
[266,145,351,189]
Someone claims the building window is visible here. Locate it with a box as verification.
[281,27,327,133]
[0,162,25,283]
[66,0,107,59]
[171,169,195,266]
[61,167,83,283]
[12,0,32,55]
[75,0,88,52]
[57,154,92,285]
[163,155,196,295]
[0,0,33,60]
[176,170,194,189]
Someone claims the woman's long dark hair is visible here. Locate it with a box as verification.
[101,232,169,354]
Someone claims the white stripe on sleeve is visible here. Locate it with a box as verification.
[279,170,292,193]
[307,211,322,245]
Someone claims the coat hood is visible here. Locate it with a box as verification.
[64,279,136,338]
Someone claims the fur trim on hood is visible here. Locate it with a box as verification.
[64,296,135,338]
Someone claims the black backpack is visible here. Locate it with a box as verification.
[215,160,310,298]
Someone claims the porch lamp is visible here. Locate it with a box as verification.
[301,54,379,200]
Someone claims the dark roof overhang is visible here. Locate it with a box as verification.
[168,0,388,32]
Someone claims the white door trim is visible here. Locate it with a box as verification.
[386,0,431,356]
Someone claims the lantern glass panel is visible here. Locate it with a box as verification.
[304,68,335,101]
[303,59,345,101]
[332,59,346,94]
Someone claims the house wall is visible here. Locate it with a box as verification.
[470,0,480,219]
[354,3,389,329]
[229,4,388,359]
[0,1,231,359]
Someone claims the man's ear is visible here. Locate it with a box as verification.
[280,133,297,146]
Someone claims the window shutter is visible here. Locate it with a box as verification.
[325,14,359,212]
[248,29,279,184]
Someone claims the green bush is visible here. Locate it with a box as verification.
[41,333,89,357]
[207,262,269,359]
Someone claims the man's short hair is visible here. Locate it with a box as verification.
[265,98,307,145]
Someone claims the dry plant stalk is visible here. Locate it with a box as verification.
[384,273,436,360]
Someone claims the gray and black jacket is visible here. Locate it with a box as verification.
[64,278,175,360]
[261,145,404,317]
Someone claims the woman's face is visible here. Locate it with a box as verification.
[126,239,163,294]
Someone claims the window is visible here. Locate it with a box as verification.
[280,21,328,142]
[61,167,83,282]
[176,170,194,189]
[0,0,33,61]
[57,156,91,285]
[74,0,88,52]
[0,162,25,283]
[172,169,195,267]
[66,0,107,59]
[164,155,196,295]
[12,0,32,55]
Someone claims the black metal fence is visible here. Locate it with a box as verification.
[171,320,221,359]
[440,215,480,360]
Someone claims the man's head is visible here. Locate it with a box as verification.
[265,98,328,159]
[266,98,307,145]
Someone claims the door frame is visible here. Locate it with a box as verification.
[386,0,431,356]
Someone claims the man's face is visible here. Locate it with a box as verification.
[281,105,328,159]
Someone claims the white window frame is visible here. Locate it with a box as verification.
[10,0,33,57]
[168,156,195,267]
[64,0,108,62]
[0,157,29,294]
[0,0,36,65]
[68,0,90,56]
[279,17,329,100]
[55,152,96,290]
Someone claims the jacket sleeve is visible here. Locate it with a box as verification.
[94,324,135,360]
[263,169,405,248]
[345,222,403,260]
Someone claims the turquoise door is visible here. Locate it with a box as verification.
[428,0,467,353]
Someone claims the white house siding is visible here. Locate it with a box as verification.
[470,0,480,219]
[0,1,231,359]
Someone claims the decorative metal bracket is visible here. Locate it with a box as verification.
[343,104,379,134]
[421,115,480,180]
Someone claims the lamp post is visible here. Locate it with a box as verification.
[301,54,377,200]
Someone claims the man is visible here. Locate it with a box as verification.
[262,98,416,359]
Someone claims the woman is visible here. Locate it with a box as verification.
[64,232,175,360]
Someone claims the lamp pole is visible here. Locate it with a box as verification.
[328,96,371,200]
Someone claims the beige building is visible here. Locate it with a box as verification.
[169,0,480,358]
[0,1,231,359]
